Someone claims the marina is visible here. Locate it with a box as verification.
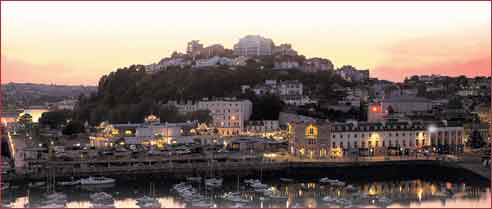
[1,168,490,208]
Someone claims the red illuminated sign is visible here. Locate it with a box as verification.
[371,105,381,113]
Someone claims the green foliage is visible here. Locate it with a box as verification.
[159,106,213,124]
[18,114,33,127]
[76,64,351,125]
[242,92,285,120]
[468,130,485,149]
[39,110,72,129]
[62,120,85,135]
[447,97,463,109]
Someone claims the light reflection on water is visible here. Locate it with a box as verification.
[2,178,490,208]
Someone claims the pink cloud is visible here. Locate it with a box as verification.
[1,56,99,85]
[372,32,491,81]
[373,56,491,81]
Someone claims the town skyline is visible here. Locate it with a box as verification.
[1,1,491,85]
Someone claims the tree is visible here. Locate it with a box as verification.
[18,114,33,128]
[39,110,71,129]
[244,93,285,120]
[159,105,184,123]
[447,98,463,109]
[62,120,85,135]
[468,130,485,149]
[189,110,213,124]
[387,105,395,114]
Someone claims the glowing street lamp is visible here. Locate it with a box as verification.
[428,125,437,133]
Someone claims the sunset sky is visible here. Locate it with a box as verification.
[1,1,491,85]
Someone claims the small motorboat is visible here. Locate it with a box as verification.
[1,182,10,191]
[205,178,223,188]
[244,179,259,184]
[81,177,116,185]
[377,196,392,205]
[230,202,247,208]
[44,192,67,200]
[330,180,346,187]
[345,184,358,192]
[186,177,202,182]
[280,178,294,182]
[90,203,115,208]
[57,179,81,186]
[222,192,251,203]
[136,195,161,208]
[191,200,214,207]
[322,195,337,202]
[319,177,336,183]
[39,203,65,208]
[28,181,46,188]
[90,192,114,205]
[250,182,268,189]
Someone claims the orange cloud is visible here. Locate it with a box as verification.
[1,56,99,85]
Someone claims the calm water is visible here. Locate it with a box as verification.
[2,175,490,208]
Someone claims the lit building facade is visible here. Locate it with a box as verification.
[198,98,253,136]
[289,120,464,158]
[289,122,332,159]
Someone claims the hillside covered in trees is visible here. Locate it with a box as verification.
[74,65,352,125]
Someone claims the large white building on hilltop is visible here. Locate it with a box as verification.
[233,35,275,57]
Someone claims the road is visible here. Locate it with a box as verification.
[455,151,491,180]
[9,132,28,171]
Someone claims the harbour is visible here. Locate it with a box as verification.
[2,163,490,208]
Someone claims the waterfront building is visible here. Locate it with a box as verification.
[289,120,465,159]
[288,121,332,159]
[233,35,274,57]
[245,120,280,137]
[227,137,285,153]
[198,98,253,136]
[164,98,253,136]
[94,115,198,147]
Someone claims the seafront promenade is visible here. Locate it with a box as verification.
[5,154,489,181]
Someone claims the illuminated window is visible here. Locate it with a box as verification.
[305,124,318,138]
[112,129,119,136]
[124,130,132,136]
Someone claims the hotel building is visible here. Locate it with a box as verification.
[289,120,464,159]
